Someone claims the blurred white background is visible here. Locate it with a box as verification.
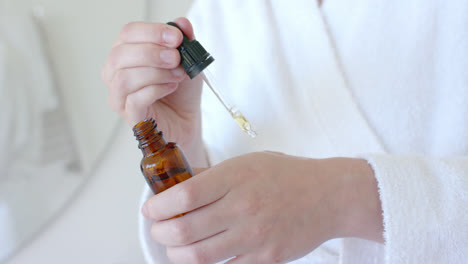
[1,0,194,263]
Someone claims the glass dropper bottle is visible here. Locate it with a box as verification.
[167,22,257,138]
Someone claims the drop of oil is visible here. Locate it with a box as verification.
[230,109,257,138]
[201,72,257,139]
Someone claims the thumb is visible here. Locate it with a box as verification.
[173,17,196,41]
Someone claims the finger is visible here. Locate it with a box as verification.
[109,81,177,115]
[103,43,180,83]
[150,194,231,246]
[166,229,245,264]
[113,22,183,48]
[172,17,196,40]
[113,18,196,48]
[108,66,186,112]
[144,166,231,221]
[124,83,178,125]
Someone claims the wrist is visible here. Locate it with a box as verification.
[335,158,384,243]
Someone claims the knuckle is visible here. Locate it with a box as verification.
[261,247,285,264]
[170,220,192,245]
[121,22,138,36]
[107,51,120,70]
[125,92,139,109]
[112,69,128,92]
[186,247,207,264]
[109,45,121,63]
[177,184,196,211]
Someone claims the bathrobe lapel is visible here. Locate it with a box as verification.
[270,0,386,156]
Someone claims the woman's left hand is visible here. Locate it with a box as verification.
[142,152,384,264]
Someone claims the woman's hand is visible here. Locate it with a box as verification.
[142,152,384,264]
[101,18,205,165]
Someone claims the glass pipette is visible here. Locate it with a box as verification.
[166,21,256,138]
[201,69,257,138]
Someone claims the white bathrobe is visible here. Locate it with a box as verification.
[140,0,468,263]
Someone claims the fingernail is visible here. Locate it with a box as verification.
[172,68,185,77]
[142,204,149,218]
[160,50,176,64]
[163,29,178,45]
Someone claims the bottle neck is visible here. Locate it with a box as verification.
[133,119,167,156]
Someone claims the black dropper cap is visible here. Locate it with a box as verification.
[167,22,214,79]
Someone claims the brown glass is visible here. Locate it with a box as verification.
[133,119,193,195]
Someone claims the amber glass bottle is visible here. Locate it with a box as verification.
[133,118,194,194]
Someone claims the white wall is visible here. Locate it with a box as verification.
[1,0,141,170]
[146,0,194,22]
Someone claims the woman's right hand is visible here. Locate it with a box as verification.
[101,18,204,156]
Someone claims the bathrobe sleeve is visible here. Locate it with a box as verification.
[341,154,468,264]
